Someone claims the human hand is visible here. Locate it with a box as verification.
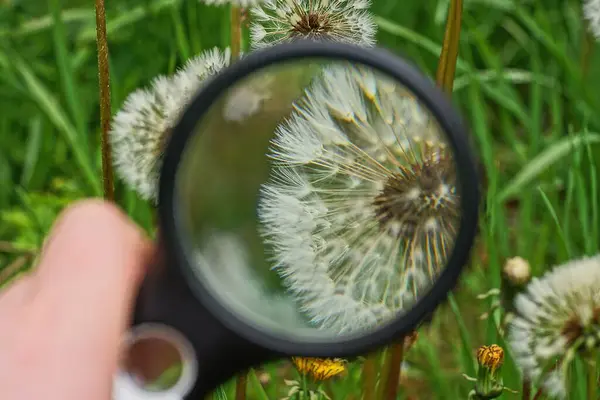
[0,200,152,400]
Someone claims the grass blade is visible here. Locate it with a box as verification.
[12,56,101,195]
[19,116,43,189]
[498,133,600,203]
[248,369,270,400]
[50,0,88,149]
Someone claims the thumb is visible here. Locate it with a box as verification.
[31,199,152,396]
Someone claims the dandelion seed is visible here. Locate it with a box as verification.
[584,0,600,39]
[257,64,459,333]
[250,0,376,49]
[110,48,230,202]
[507,254,600,399]
[291,357,346,380]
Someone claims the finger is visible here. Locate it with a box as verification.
[26,199,152,397]
[0,272,38,348]
[0,272,38,312]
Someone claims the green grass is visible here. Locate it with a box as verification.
[1,0,600,398]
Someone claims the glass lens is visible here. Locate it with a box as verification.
[175,58,460,342]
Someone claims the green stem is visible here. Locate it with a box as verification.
[382,341,405,400]
[521,378,531,400]
[230,5,242,60]
[435,0,463,93]
[588,358,597,400]
[581,13,595,79]
[94,0,114,201]
[362,352,378,400]
[532,388,544,400]
[235,372,247,400]
[302,372,308,392]
[248,369,270,400]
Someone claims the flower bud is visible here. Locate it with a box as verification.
[473,344,505,399]
[502,256,531,286]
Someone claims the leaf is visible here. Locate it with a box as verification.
[248,369,270,400]
[498,133,600,202]
[11,55,101,195]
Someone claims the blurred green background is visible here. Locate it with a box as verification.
[1,0,600,398]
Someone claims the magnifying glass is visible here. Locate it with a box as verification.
[114,40,480,400]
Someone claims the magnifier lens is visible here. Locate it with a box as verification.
[174,58,460,342]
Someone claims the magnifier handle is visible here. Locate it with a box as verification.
[124,234,277,400]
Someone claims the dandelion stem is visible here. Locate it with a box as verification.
[230,5,243,60]
[234,372,247,400]
[531,388,544,400]
[521,378,531,400]
[587,357,597,400]
[95,0,114,201]
[435,0,463,93]
[382,340,405,400]
[581,14,595,78]
[362,351,378,400]
[301,371,308,392]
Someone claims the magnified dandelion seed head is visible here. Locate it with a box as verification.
[250,0,376,50]
[110,47,230,202]
[584,0,600,39]
[507,254,600,399]
[257,64,459,333]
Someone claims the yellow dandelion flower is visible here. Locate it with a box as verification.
[291,357,346,381]
[476,344,504,372]
[465,344,515,399]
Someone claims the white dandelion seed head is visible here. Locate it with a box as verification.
[250,0,376,50]
[507,254,600,398]
[110,48,231,202]
[172,47,232,111]
[257,64,459,333]
[584,0,600,39]
[110,75,182,202]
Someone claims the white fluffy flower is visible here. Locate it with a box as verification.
[171,47,232,101]
[257,64,458,334]
[584,0,600,39]
[110,48,231,202]
[508,254,600,399]
[250,0,376,49]
[109,76,182,201]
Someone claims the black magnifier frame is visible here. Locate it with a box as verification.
[135,39,479,398]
